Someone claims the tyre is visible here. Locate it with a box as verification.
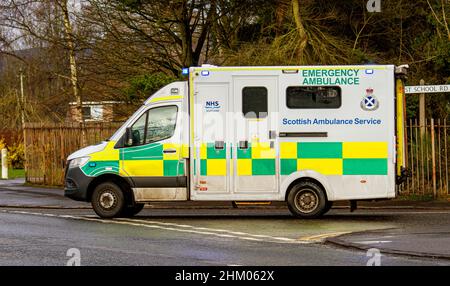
[322,201,333,215]
[91,182,125,218]
[121,203,145,217]
[287,181,327,218]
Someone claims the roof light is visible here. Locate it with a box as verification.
[201,70,210,76]
[181,68,189,76]
[282,69,299,74]
[365,69,374,75]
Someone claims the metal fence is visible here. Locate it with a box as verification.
[24,122,122,186]
[399,118,449,198]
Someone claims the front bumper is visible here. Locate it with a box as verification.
[64,166,94,202]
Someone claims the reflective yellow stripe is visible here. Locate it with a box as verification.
[251,142,276,159]
[280,142,297,159]
[206,159,226,176]
[149,95,183,103]
[192,66,387,72]
[237,159,252,175]
[343,142,388,158]
[89,141,119,161]
[122,160,164,176]
[297,159,343,175]
[396,78,405,176]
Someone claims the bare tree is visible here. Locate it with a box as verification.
[0,0,86,143]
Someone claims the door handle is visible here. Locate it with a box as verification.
[163,149,177,153]
[269,130,277,139]
[214,141,224,150]
[238,140,249,149]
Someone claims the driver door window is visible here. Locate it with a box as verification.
[129,105,178,146]
[145,106,178,143]
[130,112,147,146]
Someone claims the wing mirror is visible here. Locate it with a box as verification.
[125,127,133,146]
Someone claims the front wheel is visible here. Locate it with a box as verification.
[287,181,327,218]
[91,182,125,218]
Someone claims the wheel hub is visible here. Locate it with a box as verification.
[295,189,319,213]
[99,192,116,209]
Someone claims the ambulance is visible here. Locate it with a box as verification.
[64,65,408,218]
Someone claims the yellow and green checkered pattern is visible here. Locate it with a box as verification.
[199,142,276,176]
[198,141,388,176]
[280,142,388,175]
[199,143,227,176]
[81,142,185,177]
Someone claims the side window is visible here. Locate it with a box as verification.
[286,86,341,109]
[242,86,268,119]
[145,105,178,144]
[130,111,148,146]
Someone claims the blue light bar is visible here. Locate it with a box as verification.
[201,70,210,76]
[181,68,189,76]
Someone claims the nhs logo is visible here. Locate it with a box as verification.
[205,101,220,112]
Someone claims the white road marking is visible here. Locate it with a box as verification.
[227,264,243,266]
[299,232,351,242]
[116,218,308,243]
[355,240,392,244]
[0,210,312,245]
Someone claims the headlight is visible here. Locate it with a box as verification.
[68,157,90,169]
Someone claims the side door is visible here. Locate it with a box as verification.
[232,76,279,194]
[120,103,187,201]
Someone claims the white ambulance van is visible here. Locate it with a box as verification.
[65,65,408,218]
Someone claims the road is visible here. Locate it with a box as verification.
[0,207,449,266]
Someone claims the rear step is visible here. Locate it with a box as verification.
[232,201,272,208]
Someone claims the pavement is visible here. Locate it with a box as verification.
[0,178,90,209]
[1,178,450,263]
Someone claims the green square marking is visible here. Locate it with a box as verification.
[343,158,388,175]
[200,159,207,176]
[206,143,226,159]
[178,161,185,176]
[163,160,178,176]
[121,143,163,160]
[237,147,252,159]
[280,159,297,175]
[297,142,342,158]
[252,159,275,175]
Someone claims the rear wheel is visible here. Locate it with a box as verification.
[121,203,145,217]
[91,182,125,218]
[287,181,327,218]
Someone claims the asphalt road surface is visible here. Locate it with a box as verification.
[0,207,449,266]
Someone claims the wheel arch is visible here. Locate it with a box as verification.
[281,171,333,202]
[87,174,135,205]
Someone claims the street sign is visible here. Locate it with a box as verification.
[405,84,450,94]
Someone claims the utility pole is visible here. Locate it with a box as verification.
[19,68,25,128]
